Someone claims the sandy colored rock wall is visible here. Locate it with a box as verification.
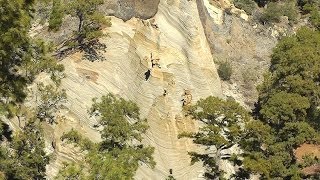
[45,0,223,179]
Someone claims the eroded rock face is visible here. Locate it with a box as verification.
[103,0,161,21]
[31,0,280,178]
[44,0,223,179]
[197,0,277,108]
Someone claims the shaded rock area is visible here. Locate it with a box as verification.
[103,0,160,21]
[197,0,277,108]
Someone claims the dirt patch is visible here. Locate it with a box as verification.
[294,143,320,175]
[294,143,320,162]
[76,68,99,83]
[302,164,320,176]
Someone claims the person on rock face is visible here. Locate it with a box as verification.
[151,53,161,68]
[163,89,167,96]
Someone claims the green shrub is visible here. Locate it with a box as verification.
[310,8,320,29]
[282,1,298,23]
[48,0,63,31]
[233,0,257,15]
[260,2,283,23]
[218,61,232,81]
[260,1,298,24]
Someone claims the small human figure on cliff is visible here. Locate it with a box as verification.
[150,19,159,29]
[163,89,167,96]
[145,69,151,81]
[182,89,192,106]
[151,53,161,68]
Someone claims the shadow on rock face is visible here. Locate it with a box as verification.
[104,0,160,21]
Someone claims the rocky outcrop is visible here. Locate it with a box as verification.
[103,0,160,21]
[197,0,277,108]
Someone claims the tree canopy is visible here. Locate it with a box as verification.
[56,94,155,179]
[0,0,64,179]
[182,27,320,179]
[49,0,112,61]
[0,119,49,179]
[179,96,250,178]
[243,27,320,179]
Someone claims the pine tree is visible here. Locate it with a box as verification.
[243,27,320,179]
[0,119,49,179]
[56,94,155,179]
[179,96,250,178]
[0,0,64,115]
[50,0,112,61]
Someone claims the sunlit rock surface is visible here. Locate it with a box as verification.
[45,0,223,179]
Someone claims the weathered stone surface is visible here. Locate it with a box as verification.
[26,0,283,179]
[103,0,161,21]
[197,0,277,108]
[44,0,223,179]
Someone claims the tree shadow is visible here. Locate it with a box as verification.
[145,70,151,81]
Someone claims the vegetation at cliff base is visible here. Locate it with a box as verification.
[56,94,155,179]
[179,96,250,179]
[0,0,64,178]
[182,27,320,179]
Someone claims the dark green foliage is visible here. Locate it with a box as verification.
[180,96,250,178]
[36,83,67,124]
[310,7,320,29]
[52,0,112,61]
[0,0,33,106]
[57,94,155,179]
[298,0,320,13]
[0,1,64,179]
[48,0,63,31]
[260,1,298,24]
[260,92,310,125]
[22,39,65,84]
[0,119,49,179]
[260,2,283,23]
[55,162,84,180]
[242,27,320,179]
[234,0,257,14]
[258,28,320,126]
[60,129,94,151]
[65,0,111,45]
[218,61,232,81]
[90,94,149,148]
[0,0,64,116]
[242,121,319,179]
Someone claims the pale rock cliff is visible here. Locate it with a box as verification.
[25,0,278,178]
[45,0,223,179]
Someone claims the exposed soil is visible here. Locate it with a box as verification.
[294,143,320,175]
[295,143,320,162]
